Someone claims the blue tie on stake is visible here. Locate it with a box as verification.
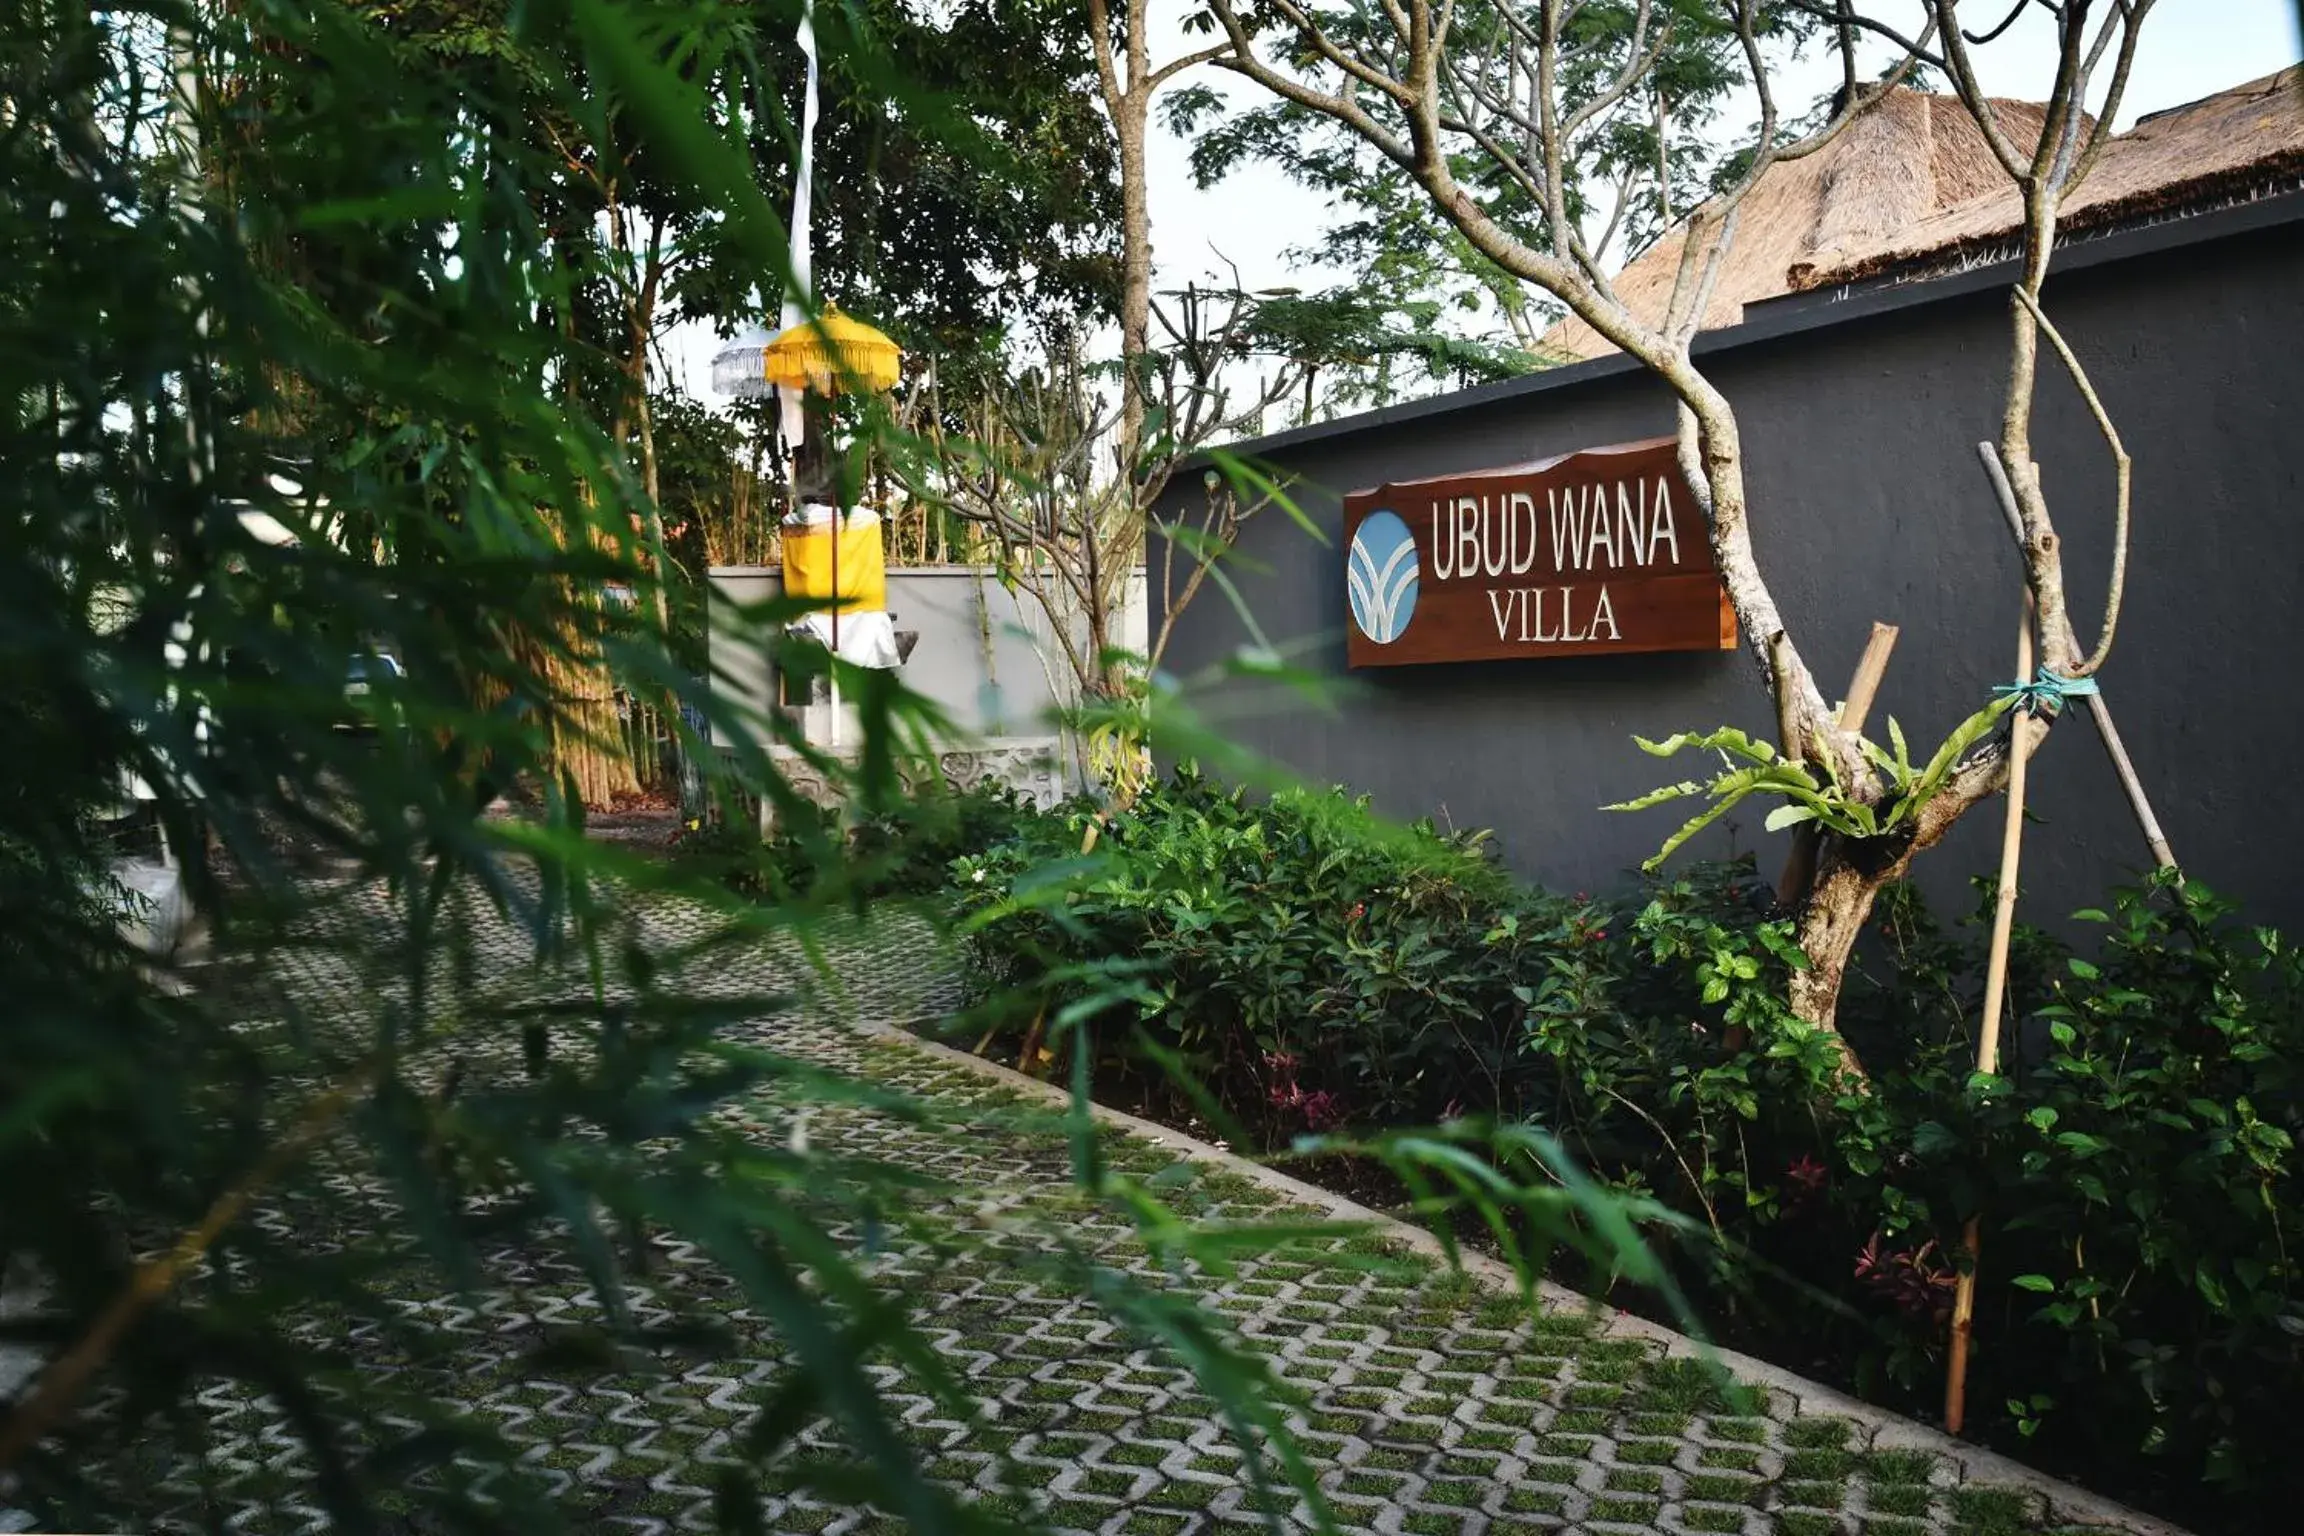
[1993,666,2101,718]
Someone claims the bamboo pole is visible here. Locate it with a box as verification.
[1944,591,2035,1436]
[2083,694,2175,871]
[829,493,842,753]
[1774,621,1901,909]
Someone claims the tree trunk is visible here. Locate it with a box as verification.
[532,220,643,813]
[1788,854,1890,1043]
[621,213,673,639]
[543,589,641,811]
[1089,0,1153,471]
[1116,93,1149,466]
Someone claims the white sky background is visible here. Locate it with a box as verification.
[666,0,2302,407]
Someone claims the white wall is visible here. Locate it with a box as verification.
[706,565,1150,820]
[707,565,1075,743]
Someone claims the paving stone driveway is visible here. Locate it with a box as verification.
[95,882,2178,1536]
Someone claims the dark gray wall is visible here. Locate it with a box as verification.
[1157,198,2304,931]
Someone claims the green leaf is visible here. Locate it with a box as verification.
[1905,697,2015,814]
[1642,794,1745,872]
[1603,779,1707,814]
[1633,728,1776,766]
[1911,1121,1961,1159]
[2013,1274,2057,1293]
[1763,803,1819,833]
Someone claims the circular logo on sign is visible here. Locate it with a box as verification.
[1347,508,1419,645]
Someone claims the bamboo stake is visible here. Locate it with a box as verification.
[2084,697,2176,872]
[1945,591,2035,1437]
[1975,444,2177,875]
[1775,621,1901,909]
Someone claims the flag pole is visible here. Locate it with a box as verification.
[830,496,842,752]
[784,0,837,751]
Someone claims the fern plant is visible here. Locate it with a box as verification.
[1607,700,2014,870]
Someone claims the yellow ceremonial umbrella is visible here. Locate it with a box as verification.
[765,305,903,758]
[761,304,902,395]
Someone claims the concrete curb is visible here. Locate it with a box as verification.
[862,1015,2194,1536]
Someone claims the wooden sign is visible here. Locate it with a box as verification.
[1343,435,1736,668]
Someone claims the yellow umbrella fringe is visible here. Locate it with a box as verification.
[763,305,902,394]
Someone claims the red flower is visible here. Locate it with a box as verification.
[1854,1232,1957,1323]
[1299,1090,1344,1132]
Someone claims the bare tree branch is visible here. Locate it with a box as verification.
[1558,1,1659,144]
[2011,286,2128,677]
[1197,0,2168,1053]
[1963,0,2034,46]
[1785,2,1950,71]
[2067,0,2159,192]
[1934,0,2033,179]
[1149,42,1231,90]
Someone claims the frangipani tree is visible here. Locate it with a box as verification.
[1200,0,2159,1068]
[902,279,1306,800]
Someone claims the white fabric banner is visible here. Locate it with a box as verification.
[779,0,818,455]
[788,610,902,671]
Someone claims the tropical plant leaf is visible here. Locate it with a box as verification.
[1602,779,1707,813]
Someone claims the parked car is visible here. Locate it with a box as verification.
[341,651,405,733]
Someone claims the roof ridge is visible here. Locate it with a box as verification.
[2132,64,2302,129]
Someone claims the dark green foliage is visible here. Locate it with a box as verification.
[675,779,1061,903]
[956,764,1564,1143]
[0,2,1002,1525]
[0,7,1345,1533]
[672,0,1123,399]
[1947,881,2303,1495]
[952,773,2302,1522]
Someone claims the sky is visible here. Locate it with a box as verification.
[669,0,2304,404]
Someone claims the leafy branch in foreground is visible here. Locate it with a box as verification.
[3,5,1676,1533]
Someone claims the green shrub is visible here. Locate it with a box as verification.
[949,771,2302,1519]
[1941,878,2301,1492]
[676,778,1060,902]
[956,764,1570,1142]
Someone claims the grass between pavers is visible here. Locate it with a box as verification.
[94,891,2145,1536]
[870,1024,2122,1536]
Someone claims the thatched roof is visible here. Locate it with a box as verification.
[1791,67,2304,291]
[1542,89,2051,361]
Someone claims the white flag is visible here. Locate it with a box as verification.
[779,0,818,454]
